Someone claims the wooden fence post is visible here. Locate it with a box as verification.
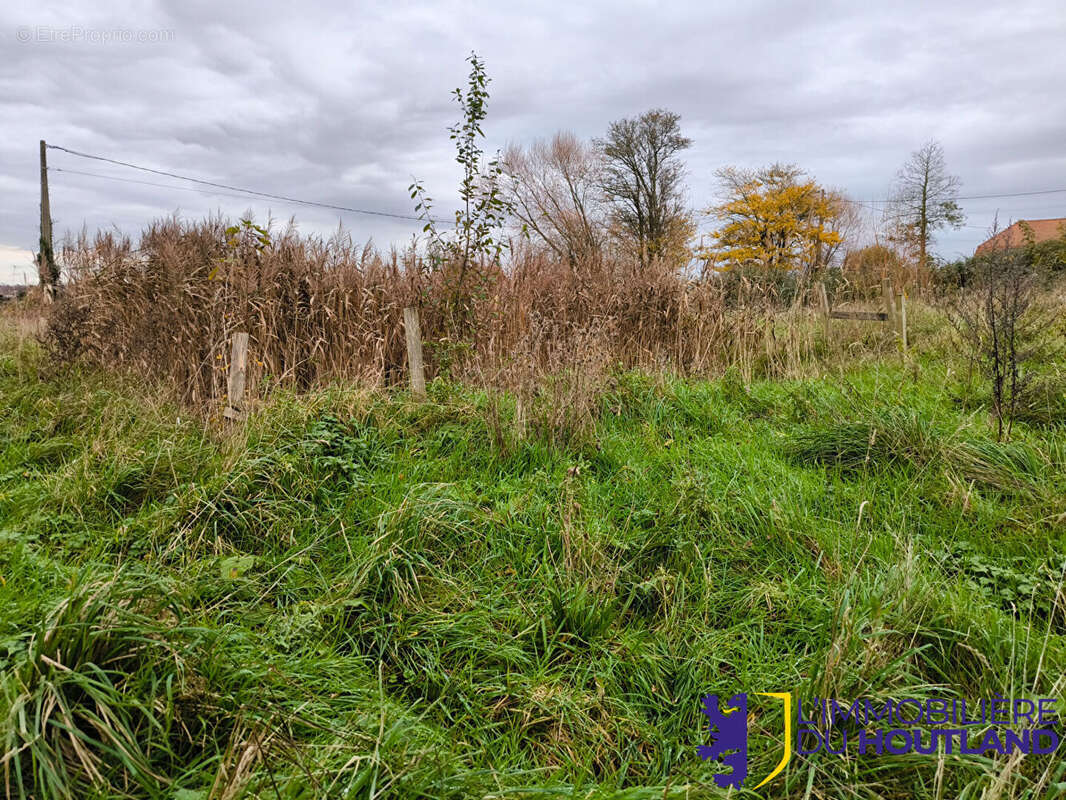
[881,277,897,335]
[402,307,426,398]
[817,282,831,341]
[900,290,908,352]
[223,332,249,420]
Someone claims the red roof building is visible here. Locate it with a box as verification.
[975,218,1066,255]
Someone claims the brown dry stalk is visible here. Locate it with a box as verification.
[46,217,828,410]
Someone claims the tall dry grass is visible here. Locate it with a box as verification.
[45,216,847,412]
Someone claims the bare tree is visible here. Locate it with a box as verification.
[597,109,692,268]
[886,140,964,272]
[502,132,607,269]
[949,234,1056,440]
[820,191,863,270]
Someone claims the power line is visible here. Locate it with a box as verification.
[53,166,307,205]
[846,187,1066,205]
[957,188,1066,201]
[44,143,1066,230]
[46,143,446,223]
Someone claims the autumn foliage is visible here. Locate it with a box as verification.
[702,164,845,276]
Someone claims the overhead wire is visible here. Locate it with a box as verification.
[45,143,1065,247]
[46,144,449,223]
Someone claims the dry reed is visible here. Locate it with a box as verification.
[45,216,848,412]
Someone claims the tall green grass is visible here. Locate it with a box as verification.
[1,327,1064,798]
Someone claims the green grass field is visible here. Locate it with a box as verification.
[1,323,1064,798]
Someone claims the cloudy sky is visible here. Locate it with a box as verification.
[3,0,1065,283]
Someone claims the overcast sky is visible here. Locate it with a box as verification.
[3,0,1065,283]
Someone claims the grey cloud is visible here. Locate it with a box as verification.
[2,0,1064,277]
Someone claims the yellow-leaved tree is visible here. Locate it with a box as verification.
[702,164,845,278]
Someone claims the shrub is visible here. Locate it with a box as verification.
[947,245,1061,439]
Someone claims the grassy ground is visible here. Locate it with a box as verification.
[1,319,1065,799]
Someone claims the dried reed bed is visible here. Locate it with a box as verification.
[46,216,826,410]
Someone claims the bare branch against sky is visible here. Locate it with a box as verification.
[2,0,1065,281]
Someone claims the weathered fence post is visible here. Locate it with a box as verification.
[402,307,426,398]
[223,332,249,420]
[900,290,908,352]
[881,278,897,335]
[817,282,831,342]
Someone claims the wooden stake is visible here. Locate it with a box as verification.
[900,291,908,352]
[403,307,426,398]
[223,332,249,420]
[817,282,831,341]
[881,277,897,334]
[39,140,58,298]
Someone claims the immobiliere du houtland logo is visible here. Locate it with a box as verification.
[698,692,1061,790]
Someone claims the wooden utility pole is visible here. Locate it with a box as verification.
[813,189,825,273]
[402,307,426,398]
[38,140,58,296]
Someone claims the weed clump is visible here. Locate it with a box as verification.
[1,573,230,798]
[786,408,941,471]
[786,408,1049,495]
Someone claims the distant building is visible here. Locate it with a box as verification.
[0,284,29,302]
[975,218,1066,256]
